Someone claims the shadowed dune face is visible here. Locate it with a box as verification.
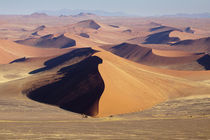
[149,25,182,33]
[16,34,76,48]
[76,20,101,30]
[29,48,97,74]
[31,25,46,36]
[185,27,194,34]
[106,43,207,70]
[144,30,180,44]
[109,43,152,61]
[197,54,210,70]
[33,25,46,32]
[109,25,120,28]
[171,37,210,53]
[9,57,27,64]
[79,33,90,38]
[122,29,132,33]
[24,55,104,117]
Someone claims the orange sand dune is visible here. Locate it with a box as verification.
[12,46,210,117]
[37,20,132,45]
[93,48,210,117]
[0,47,17,64]
[0,39,73,64]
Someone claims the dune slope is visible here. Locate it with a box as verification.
[16,34,76,48]
[171,37,210,53]
[104,43,206,70]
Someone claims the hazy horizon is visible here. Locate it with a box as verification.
[0,0,210,16]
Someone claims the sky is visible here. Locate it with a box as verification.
[0,0,210,16]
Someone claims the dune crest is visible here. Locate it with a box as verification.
[75,20,101,30]
[16,34,76,48]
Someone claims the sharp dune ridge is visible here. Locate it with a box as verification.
[75,19,101,30]
[20,48,103,116]
[144,30,180,44]
[15,34,76,48]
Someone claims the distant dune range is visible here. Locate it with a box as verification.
[0,18,210,119]
[16,34,76,48]
[102,43,209,70]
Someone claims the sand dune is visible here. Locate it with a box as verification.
[79,33,90,38]
[184,27,194,33]
[19,48,104,116]
[171,37,210,52]
[16,34,76,48]
[75,20,101,30]
[94,48,210,117]
[169,30,201,40]
[0,47,17,64]
[102,43,208,70]
[152,49,201,57]
[31,25,46,36]
[0,39,73,64]
[144,30,180,44]
[8,46,207,117]
[149,25,182,33]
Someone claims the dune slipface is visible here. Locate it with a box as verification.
[79,33,90,38]
[144,30,180,44]
[29,48,97,74]
[23,48,104,116]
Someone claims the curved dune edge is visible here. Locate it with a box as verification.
[20,48,105,117]
[152,49,202,57]
[105,43,206,70]
[169,31,201,40]
[93,48,210,117]
[24,56,104,116]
